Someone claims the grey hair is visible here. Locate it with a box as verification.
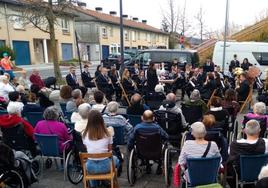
[191,122,207,139]
[72,89,82,99]
[258,164,268,180]
[16,85,25,93]
[78,103,91,119]
[43,106,60,120]
[107,101,119,113]
[253,102,266,115]
[0,75,7,82]
[245,119,260,136]
[155,84,164,93]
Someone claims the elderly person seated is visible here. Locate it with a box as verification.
[244,102,268,127]
[74,103,91,133]
[159,92,187,128]
[256,164,268,188]
[127,93,149,115]
[16,85,28,105]
[22,92,43,117]
[30,84,54,109]
[227,120,268,187]
[18,71,31,90]
[0,75,15,101]
[179,122,220,183]
[222,88,240,117]
[66,89,84,113]
[70,101,88,123]
[59,85,73,104]
[34,106,72,153]
[0,101,37,156]
[184,89,208,114]
[144,84,166,110]
[103,101,133,143]
[8,91,24,110]
[91,90,106,113]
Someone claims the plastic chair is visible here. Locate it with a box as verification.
[34,133,71,180]
[236,154,268,187]
[128,115,141,127]
[79,152,118,188]
[186,156,221,187]
[24,112,44,127]
[60,103,67,116]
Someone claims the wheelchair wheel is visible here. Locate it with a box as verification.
[127,149,137,186]
[164,148,172,186]
[0,170,24,188]
[32,159,40,176]
[66,150,83,185]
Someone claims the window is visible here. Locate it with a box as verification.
[253,52,268,65]
[147,33,151,42]
[124,30,129,40]
[137,32,140,40]
[101,27,108,38]
[132,31,136,41]
[0,40,5,47]
[145,33,147,41]
[156,35,159,42]
[61,18,70,33]
[12,16,24,30]
[109,27,113,37]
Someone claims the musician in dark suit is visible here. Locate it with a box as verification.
[96,67,114,101]
[81,64,95,88]
[203,58,215,73]
[200,73,217,100]
[122,69,137,95]
[229,54,240,73]
[196,66,207,86]
[109,67,121,101]
[236,73,250,101]
[146,62,159,92]
[66,66,79,89]
[66,66,87,97]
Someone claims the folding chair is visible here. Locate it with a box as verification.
[186,156,221,187]
[118,81,131,107]
[239,86,253,113]
[24,112,44,127]
[79,152,118,188]
[35,134,72,180]
[235,154,268,188]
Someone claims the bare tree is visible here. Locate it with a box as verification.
[11,0,75,82]
[195,6,205,42]
[161,0,180,33]
[177,0,191,36]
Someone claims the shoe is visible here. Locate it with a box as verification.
[156,166,162,175]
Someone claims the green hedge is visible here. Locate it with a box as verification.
[0,46,15,61]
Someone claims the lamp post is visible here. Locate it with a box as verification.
[119,0,124,70]
[222,0,230,73]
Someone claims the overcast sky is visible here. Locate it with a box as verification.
[84,0,268,34]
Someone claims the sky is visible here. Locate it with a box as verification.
[83,0,268,35]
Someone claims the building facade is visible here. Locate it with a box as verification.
[74,7,169,62]
[0,0,76,66]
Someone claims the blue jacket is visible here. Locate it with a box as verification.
[127,122,168,151]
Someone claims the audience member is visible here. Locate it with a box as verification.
[82,110,119,187]
[66,89,84,113]
[0,75,15,101]
[18,71,31,90]
[159,93,187,128]
[59,85,73,103]
[222,88,240,117]
[22,92,43,116]
[256,165,268,188]
[0,52,15,80]
[74,103,91,133]
[29,69,45,89]
[34,106,72,153]
[127,93,148,115]
[91,90,106,112]
[244,102,268,127]
[184,89,208,114]
[30,84,54,109]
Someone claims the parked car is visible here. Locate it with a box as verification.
[103,53,132,69]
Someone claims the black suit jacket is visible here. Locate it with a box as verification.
[81,71,93,87]
[96,74,110,91]
[66,73,79,89]
[236,80,250,101]
[229,60,240,72]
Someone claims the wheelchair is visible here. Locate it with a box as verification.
[127,130,172,186]
[0,167,25,188]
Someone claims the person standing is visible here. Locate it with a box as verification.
[241,58,252,71]
[203,58,215,73]
[146,62,159,92]
[229,54,240,73]
[0,52,15,80]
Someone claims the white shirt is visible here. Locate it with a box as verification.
[237,138,268,153]
[92,104,106,113]
[0,82,15,101]
[71,112,82,123]
[74,119,87,133]
[83,136,113,160]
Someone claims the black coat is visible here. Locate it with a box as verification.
[236,80,250,101]
[122,78,135,94]
[81,71,94,88]
[147,69,158,92]
[66,73,79,89]
[229,60,240,72]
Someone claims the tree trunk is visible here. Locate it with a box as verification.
[48,0,63,84]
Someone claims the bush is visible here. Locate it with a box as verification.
[0,46,15,61]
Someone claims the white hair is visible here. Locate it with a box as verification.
[155,84,164,93]
[107,101,119,114]
[0,75,8,82]
[245,119,260,136]
[78,103,91,119]
[254,102,266,115]
[191,122,207,139]
[7,101,24,115]
[16,85,25,93]
[259,164,268,180]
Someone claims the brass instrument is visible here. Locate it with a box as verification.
[233,67,244,76]
[130,78,138,90]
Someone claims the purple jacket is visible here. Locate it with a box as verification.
[34,120,72,153]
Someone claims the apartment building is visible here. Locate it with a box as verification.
[0,0,76,65]
[74,7,169,61]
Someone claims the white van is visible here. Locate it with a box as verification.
[213,41,268,79]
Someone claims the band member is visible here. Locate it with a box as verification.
[135,70,147,93]
[196,66,207,86]
[203,58,215,73]
[229,54,240,73]
[236,72,250,101]
[81,64,95,88]
[241,58,252,71]
[146,62,159,92]
[122,69,137,95]
[172,67,186,100]
[66,66,79,90]
[200,72,217,100]
[109,67,121,101]
[96,67,114,101]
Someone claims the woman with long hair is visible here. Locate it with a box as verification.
[122,69,137,95]
[82,110,119,187]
